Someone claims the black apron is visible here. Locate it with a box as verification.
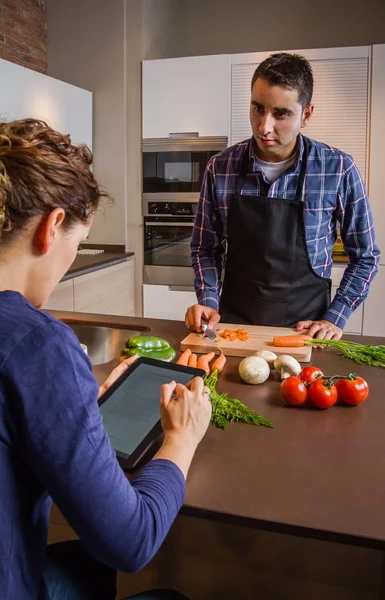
[219,139,331,327]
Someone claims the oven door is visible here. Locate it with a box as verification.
[143,217,195,286]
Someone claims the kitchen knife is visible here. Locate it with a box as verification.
[201,318,217,340]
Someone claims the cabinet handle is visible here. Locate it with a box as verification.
[146,222,193,227]
[168,285,195,292]
[168,132,199,139]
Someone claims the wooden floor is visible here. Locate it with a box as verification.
[49,505,385,599]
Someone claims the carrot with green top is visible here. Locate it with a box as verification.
[273,335,312,347]
[177,348,192,366]
[210,349,226,374]
[197,351,216,376]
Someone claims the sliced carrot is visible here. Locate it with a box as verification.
[197,351,216,376]
[273,335,312,347]
[211,349,226,374]
[177,348,192,366]
[188,353,197,368]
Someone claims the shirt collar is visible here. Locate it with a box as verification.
[249,134,304,172]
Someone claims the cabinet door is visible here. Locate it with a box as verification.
[44,279,74,311]
[74,260,135,316]
[142,55,229,139]
[368,44,385,264]
[143,284,197,321]
[363,265,385,336]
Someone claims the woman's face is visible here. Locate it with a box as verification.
[35,215,93,309]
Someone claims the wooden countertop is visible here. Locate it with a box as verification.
[48,310,385,549]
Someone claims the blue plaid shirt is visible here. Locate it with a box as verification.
[191,134,380,329]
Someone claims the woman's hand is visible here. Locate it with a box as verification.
[160,377,212,447]
[98,355,138,401]
[154,376,212,478]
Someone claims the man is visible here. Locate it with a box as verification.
[185,52,379,340]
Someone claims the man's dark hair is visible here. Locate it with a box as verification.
[251,53,314,109]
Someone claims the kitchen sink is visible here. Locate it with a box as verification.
[63,322,150,365]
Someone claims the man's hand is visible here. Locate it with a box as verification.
[296,319,343,340]
[184,304,220,333]
[98,355,138,400]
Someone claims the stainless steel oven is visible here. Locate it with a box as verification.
[143,200,197,286]
[143,135,227,202]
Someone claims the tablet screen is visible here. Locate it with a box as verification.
[100,362,196,458]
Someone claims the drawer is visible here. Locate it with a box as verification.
[143,284,197,321]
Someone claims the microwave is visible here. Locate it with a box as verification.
[142,135,227,201]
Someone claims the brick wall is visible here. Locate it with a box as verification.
[0,0,47,74]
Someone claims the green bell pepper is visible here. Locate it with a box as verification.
[122,335,176,362]
[122,346,176,362]
[125,336,170,351]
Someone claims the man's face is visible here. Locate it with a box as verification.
[249,77,313,162]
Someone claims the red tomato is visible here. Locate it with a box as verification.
[298,366,324,385]
[336,376,369,406]
[308,379,338,409]
[280,376,308,406]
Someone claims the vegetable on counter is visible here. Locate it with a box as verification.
[280,368,369,410]
[197,351,216,376]
[280,376,308,406]
[176,348,191,366]
[121,335,176,362]
[239,356,270,384]
[205,369,274,430]
[210,349,227,374]
[305,339,385,369]
[188,353,198,368]
[273,354,302,380]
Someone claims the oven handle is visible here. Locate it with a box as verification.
[145,221,194,227]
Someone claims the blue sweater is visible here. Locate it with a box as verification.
[0,291,185,600]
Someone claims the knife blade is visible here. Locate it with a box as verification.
[201,318,217,340]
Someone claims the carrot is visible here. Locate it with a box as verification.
[197,351,216,376]
[177,348,192,366]
[211,349,226,373]
[188,353,197,368]
[273,335,312,347]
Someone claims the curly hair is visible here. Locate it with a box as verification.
[0,119,109,243]
[251,53,314,109]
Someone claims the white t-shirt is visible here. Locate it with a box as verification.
[254,154,296,183]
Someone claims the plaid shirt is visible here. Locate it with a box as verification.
[191,134,380,329]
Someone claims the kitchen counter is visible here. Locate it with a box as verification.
[49,310,385,550]
[62,249,134,281]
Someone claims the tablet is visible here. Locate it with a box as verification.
[99,357,206,471]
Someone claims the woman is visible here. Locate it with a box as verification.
[0,119,211,600]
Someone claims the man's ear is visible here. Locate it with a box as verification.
[35,208,66,255]
[301,104,314,128]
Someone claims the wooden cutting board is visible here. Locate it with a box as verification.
[180,323,312,362]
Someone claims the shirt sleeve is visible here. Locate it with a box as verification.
[5,320,185,573]
[322,156,380,328]
[191,156,224,310]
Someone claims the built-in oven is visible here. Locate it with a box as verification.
[143,135,227,201]
[143,200,197,287]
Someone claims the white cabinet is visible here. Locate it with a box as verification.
[142,55,230,139]
[45,260,135,316]
[143,284,197,321]
[44,279,75,311]
[362,265,385,336]
[74,260,135,316]
[0,57,92,149]
[368,44,385,264]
